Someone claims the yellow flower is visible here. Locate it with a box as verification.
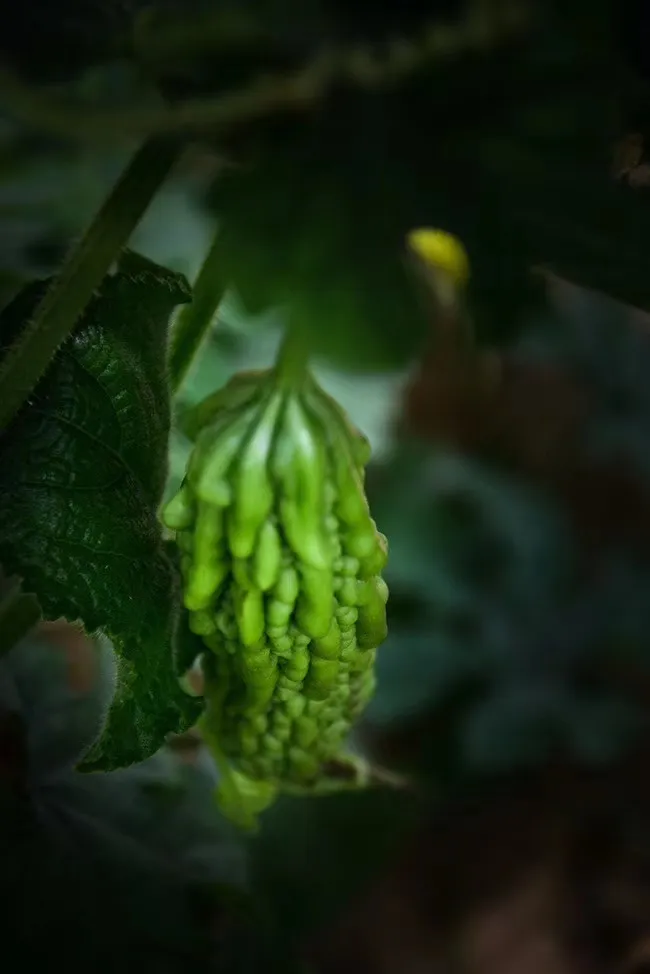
[406,227,470,288]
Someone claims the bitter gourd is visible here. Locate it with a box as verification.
[162,349,389,828]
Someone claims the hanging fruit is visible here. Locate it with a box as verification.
[162,330,389,828]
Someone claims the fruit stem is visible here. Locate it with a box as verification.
[274,322,310,389]
[168,224,226,394]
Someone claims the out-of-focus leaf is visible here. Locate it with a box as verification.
[2,627,117,774]
[461,682,643,772]
[205,22,559,367]
[366,630,481,725]
[477,72,650,315]
[363,437,649,776]
[207,89,429,370]
[0,251,201,770]
[0,569,41,657]
[0,625,254,973]
[0,0,135,82]
[248,788,421,940]
[366,444,571,609]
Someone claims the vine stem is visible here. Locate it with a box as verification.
[0,136,183,432]
[0,4,532,144]
[168,227,226,394]
[274,322,311,389]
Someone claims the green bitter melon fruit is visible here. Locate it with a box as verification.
[162,353,389,828]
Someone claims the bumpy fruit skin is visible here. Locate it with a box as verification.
[162,368,388,798]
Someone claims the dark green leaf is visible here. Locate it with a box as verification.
[205,48,568,364]
[0,250,201,770]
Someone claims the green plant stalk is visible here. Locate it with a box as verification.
[168,227,226,394]
[0,136,183,432]
[0,7,532,143]
[274,322,311,389]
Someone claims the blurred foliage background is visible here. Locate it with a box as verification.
[3,0,650,971]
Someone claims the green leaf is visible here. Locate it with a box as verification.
[0,250,201,770]
[205,48,565,364]
[207,90,430,370]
